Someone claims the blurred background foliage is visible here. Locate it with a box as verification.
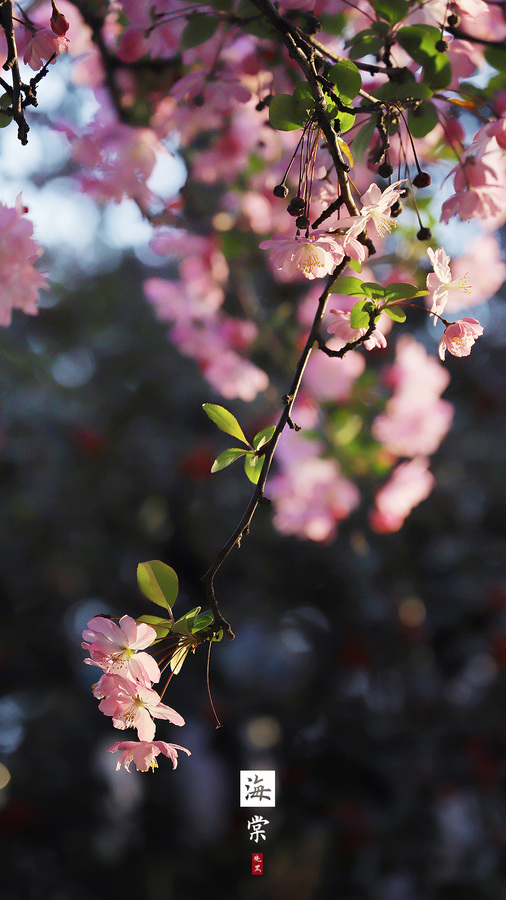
[0,225,505,899]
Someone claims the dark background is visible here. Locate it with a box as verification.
[0,249,505,900]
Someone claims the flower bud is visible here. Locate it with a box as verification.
[287,197,306,216]
[273,183,289,199]
[378,162,394,178]
[295,215,310,229]
[51,1,69,35]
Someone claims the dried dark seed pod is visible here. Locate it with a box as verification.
[305,15,321,34]
[447,13,460,27]
[378,162,394,178]
[435,39,449,52]
[417,226,432,241]
[400,188,409,199]
[390,199,403,218]
[273,183,289,199]
[295,215,310,229]
[413,172,431,188]
[287,197,306,216]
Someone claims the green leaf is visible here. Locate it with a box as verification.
[350,115,376,160]
[294,81,320,121]
[211,448,248,473]
[236,0,271,36]
[137,561,179,611]
[319,13,346,35]
[202,403,249,445]
[485,45,506,71]
[348,258,363,273]
[269,93,305,131]
[191,611,214,633]
[370,79,433,102]
[327,59,362,102]
[396,25,451,90]
[371,21,392,36]
[329,276,366,296]
[408,100,439,137]
[374,0,410,24]
[180,14,219,49]
[136,615,173,639]
[244,451,263,484]
[360,282,385,301]
[334,110,356,134]
[350,300,372,329]
[383,282,420,301]
[383,306,407,322]
[172,607,201,636]
[347,34,383,61]
[253,425,275,451]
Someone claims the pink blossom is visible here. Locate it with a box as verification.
[82,615,160,684]
[303,341,365,402]
[259,233,345,280]
[95,674,185,741]
[108,740,190,772]
[23,28,68,70]
[171,72,250,115]
[371,336,453,458]
[203,350,269,401]
[327,308,387,350]
[426,247,471,324]
[438,318,484,360]
[268,457,360,542]
[441,141,506,224]
[337,180,405,242]
[369,457,436,533]
[0,196,47,326]
[68,113,170,209]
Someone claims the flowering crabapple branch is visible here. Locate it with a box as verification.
[9,0,492,772]
[0,0,69,144]
[202,255,351,638]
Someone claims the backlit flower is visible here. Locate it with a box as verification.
[96,674,185,741]
[108,740,191,772]
[426,247,471,324]
[327,308,387,350]
[338,180,406,243]
[438,318,484,359]
[259,233,345,280]
[82,615,160,684]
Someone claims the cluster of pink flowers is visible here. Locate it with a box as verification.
[145,231,269,400]
[0,196,47,327]
[425,247,484,361]
[369,457,436,533]
[327,308,388,351]
[22,1,70,70]
[259,232,346,281]
[82,615,190,772]
[372,336,454,460]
